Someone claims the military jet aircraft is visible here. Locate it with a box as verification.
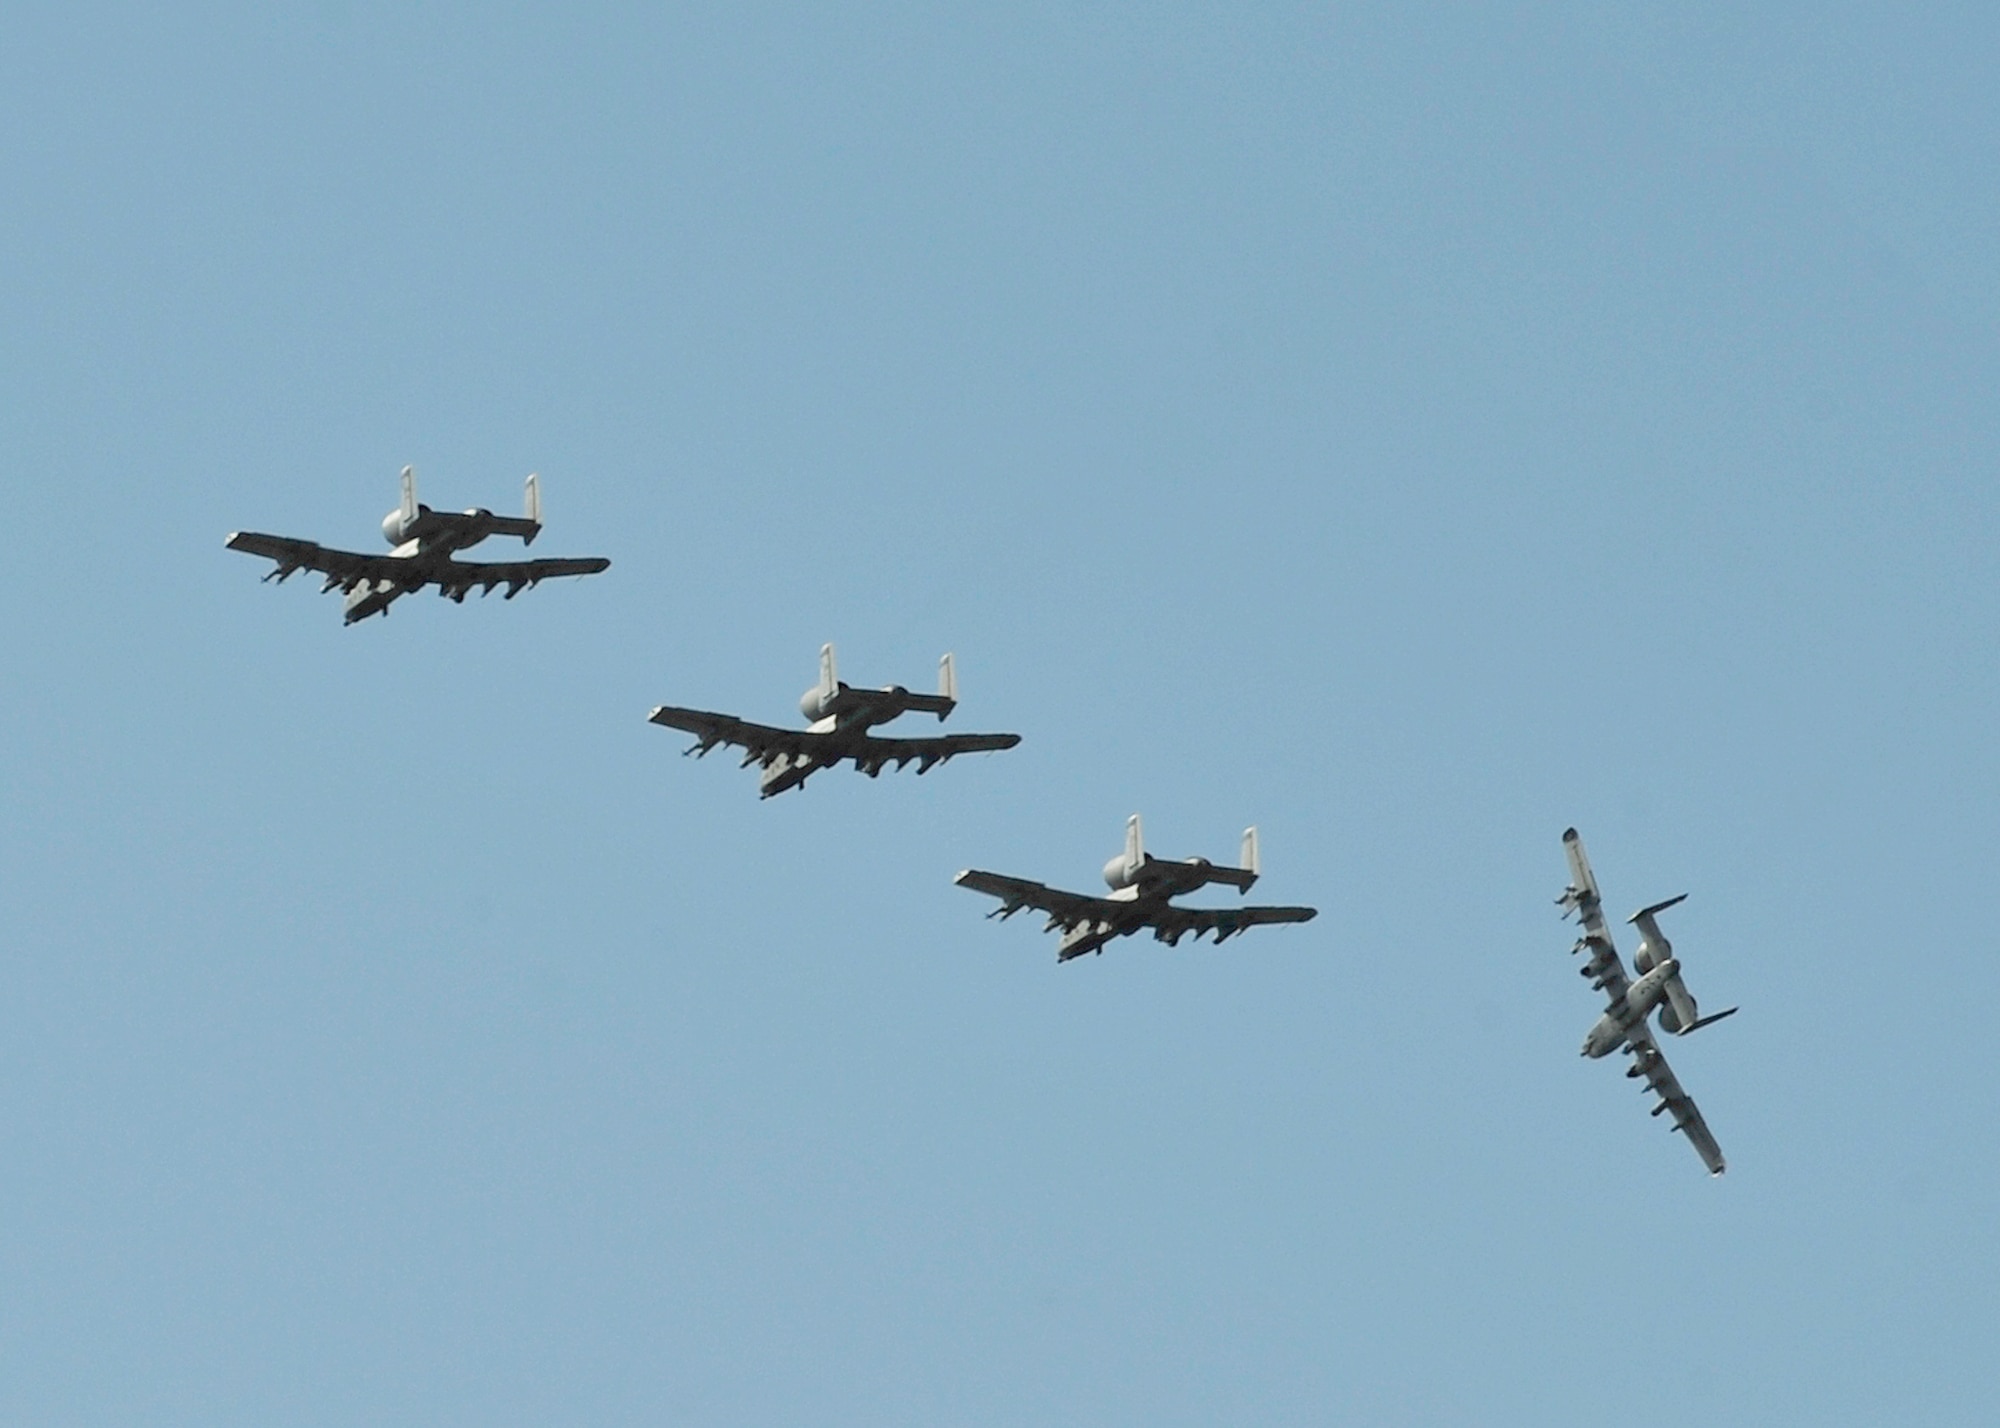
[955,815,1318,961]
[1558,827,1738,1175]
[227,467,610,623]
[649,644,1021,798]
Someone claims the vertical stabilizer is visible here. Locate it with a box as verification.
[938,652,958,709]
[523,473,541,542]
[399,465,418,525]
[1125,814,1144,876]
[1240,826,1260,878]
[818,643,838,700]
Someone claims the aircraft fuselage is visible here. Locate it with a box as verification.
[1582,957,1681,1057]
[755,677,962,796]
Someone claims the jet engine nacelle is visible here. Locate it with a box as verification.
[1103,855,1135,890]
[800,684,842,721]
[382,504,434,545]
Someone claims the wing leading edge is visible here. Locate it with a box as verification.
[647,706,819,764]
[226,531,609,604]
[954,869,1318,959]
[648,708,1021,777]
[952,870,1123,929]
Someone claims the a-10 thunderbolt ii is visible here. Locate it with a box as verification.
[226,467,610,624]
[1558,827,1739,1175]
[648,644,1022,798]
[955,815,1318,961]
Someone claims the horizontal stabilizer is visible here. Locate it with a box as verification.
[1680,1006,1739,1034]
[1629,893,1689,924]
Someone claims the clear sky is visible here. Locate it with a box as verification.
[4,4,1996,1423]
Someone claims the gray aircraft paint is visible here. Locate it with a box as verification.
[1557,828,1738,1176]
[956,814,1317,961]
[649,644,1021,797]
[226,467,610,623]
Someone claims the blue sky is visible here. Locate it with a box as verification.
[4,4,1997,1423]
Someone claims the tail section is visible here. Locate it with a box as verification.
[522,472,541,544]
[1240,826,1260,879]
[1125,813,1144,871]
[1680,1006,1740,1034]
[399,465,418,525]
[819,643,838,702]
[937,652,958,715]
[1630,894,1689,923]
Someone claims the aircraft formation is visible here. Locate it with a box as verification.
[227,468,1741,1175]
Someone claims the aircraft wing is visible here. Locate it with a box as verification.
[1623,1026,1726,1175]
[1146,902,1318,946]
[227,533,609,596]
[953,870,1127,931]
[225,531,395,585]
[848,730,1022,774]
[1559,832,1631,1005]
[647,706,821,763]
[1574,930,1631,1007]
[436,555,611,595]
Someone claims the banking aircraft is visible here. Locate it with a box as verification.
[956,815,1317,961]
[649,644,1021,798]
[1558,827,1738,1175]
[227,467,610,623]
